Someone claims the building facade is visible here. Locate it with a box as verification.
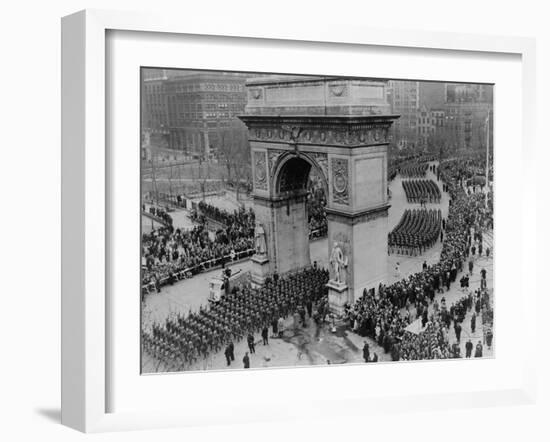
[142,78,167,135]
[163,72,249,159]
[387,80,492,153]
[441,83,492,152]
[387,80,420,149]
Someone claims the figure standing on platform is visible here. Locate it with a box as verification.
[254,222,267,256]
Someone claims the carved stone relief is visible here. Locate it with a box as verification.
[308,152,329,183]
[331,158,349,205]
[253,151,268,191]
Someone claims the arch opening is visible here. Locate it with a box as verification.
[266,154,329,273]
[276,156,312,194]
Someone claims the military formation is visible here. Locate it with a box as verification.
[388,208,442,255]
[142,267,330,371]
[398,162,429,178]
[388,153,438,181]
[402,179,442,204]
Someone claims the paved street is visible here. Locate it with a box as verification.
[142,259,253,331]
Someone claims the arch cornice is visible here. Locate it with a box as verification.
[239,115,399,148]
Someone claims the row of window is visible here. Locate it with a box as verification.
[165,83,244,93]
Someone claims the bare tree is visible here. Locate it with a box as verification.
[150,148,159,205]
[217,122,252,203]
[167,164,174,201]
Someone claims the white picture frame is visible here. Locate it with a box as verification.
[61,9,537,433]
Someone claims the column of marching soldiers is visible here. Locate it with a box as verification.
[142,156,493,369]
[388,209,442,256]
[388,164,444,256]
[402,179,441,204]
[142,267,330,371]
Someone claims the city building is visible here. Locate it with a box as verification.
[162,72,249,159]
[419,82,446,109]
[387,80,420,149]
[387,80,492,153]
[417,106,447,148]
[142,78,167,136]
[442,83,493,152]
[417,105,436,146]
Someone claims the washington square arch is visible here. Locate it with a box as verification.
[239,76,399,313]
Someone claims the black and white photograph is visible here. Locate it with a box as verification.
[140,69,494,373]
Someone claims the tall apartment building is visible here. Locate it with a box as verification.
[419,82,446,109]
[142,78,167,135]
[162,72,249,159]
[141,69,186,145]
[387,80,420,149]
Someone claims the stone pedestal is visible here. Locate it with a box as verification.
[250,254,270,288]
[327,280,349,315]
[327,203,390,305]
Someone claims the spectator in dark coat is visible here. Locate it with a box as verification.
[224,344,232,366]
[247,333,255,354]
[486,330,493,348]
[362,342,370,362]
[261,326,269,345]
[454,323,462,343]
[474,341,483,357]
[465,339,473,358]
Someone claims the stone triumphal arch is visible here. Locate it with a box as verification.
[239,76,398,312]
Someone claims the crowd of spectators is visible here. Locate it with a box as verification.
[142,203,256,294]
[191,201,255,232]
[307,183,328,239]
[142,205,173,226]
